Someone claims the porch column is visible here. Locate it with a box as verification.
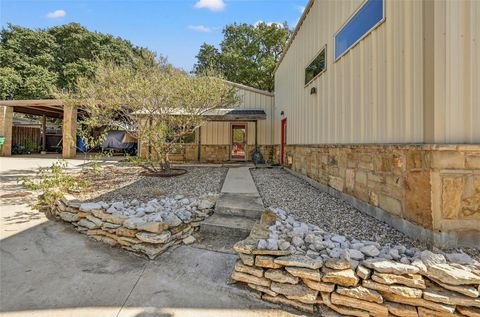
[42,115,47,152]
[62,104,77,159]
[0,106,13,156]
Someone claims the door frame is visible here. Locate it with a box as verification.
[230,122,248,161]
[281,118,287,164]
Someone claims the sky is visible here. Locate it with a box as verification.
[0,0,308,71]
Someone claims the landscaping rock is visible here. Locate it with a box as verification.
[322,268,359,287]
[285,267,322,281]
[270,282,318,303]
[79,202,102,212]
[231,271,271,287]
[235,261,263,278]
[274,255,322,269]
[425,263,480,286]
[265,269,299,284]
[372,272,426,289]
[135,231,171,244]
[336,286,383,304]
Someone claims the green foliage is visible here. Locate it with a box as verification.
[20,161,88,209]
[0,23,156,99]
[61,60,237,171]
[193,22,291,92]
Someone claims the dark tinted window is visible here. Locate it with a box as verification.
[305,48,326,85]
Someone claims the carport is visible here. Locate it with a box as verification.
[0,100,77,158]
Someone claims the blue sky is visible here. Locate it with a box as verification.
[0,0,307,71]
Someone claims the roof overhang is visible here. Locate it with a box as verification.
[0,99,64,118]
[203,109,267,121]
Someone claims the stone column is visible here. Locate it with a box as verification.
[0,106,13,156]
[62,104,77,159]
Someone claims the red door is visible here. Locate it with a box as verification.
[281,118,287,164]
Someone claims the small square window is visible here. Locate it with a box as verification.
[305,47,326,86]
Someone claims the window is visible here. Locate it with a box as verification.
[334,0,384,61]
[305,47,326,85]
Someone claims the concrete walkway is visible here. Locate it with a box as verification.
[0,158,301,317]
[220,167,260,196]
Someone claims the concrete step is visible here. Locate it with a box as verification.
[215,193,264,219]
[200,213,256,238]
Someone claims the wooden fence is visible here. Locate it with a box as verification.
[12,126,41,150]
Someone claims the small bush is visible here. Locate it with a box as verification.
[19,160,88,209]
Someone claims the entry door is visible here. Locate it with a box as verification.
[231,124,247,161]
[281,118,287,164]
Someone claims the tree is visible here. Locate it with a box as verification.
[61,60,237,173]
[193,22,291,92]
[0,23,156,99]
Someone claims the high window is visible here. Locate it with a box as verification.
[334,0,385,61]
[305,47,326,85]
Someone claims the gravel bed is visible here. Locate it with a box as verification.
[252,168,418,249]
[252,168,480,259]
[82,166,227,202]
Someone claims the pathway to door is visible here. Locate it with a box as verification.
[197,166,264,253]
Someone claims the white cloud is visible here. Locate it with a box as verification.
[46,9,66,18]
[188,25,212,32]
[194,0,225,12]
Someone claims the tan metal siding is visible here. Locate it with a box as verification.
[275,0,425,145]
[201,86,274,145]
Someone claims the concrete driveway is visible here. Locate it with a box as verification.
[0,156,304,317]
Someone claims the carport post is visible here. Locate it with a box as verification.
[0,106,13,156]
[62,104,77,159]
[42,115,46,152]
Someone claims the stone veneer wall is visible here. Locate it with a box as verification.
[282,144,480,248]
[231,210,480,317]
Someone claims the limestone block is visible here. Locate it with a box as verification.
[262,294,315,313]
[274,255,322,269]
[135,231,171,244]
[331,293,389,316]
[385,301,418,317]
[247,283,277,297]
[378,194,403,216]
[239,253,254,266]
[270,282,318,303]
[425,263,480,286]
[132,242,174,259]
[285,266,322,281]
[137,222,169,234]
[264,269,299,284]
[457,306,480,317]
[381,292,456,313]
[233,239,256,255]
[86,215,103,227]
[231,271,271,287]
[405,171,432,229]
[115,227,138,238]
[92,209,128,225]
[302,278,335,292]
[363,280,422,299]
[417,307,462,317]
[363,259,420,275]
[431,151,465,169]
[336,286,383,304]
[422,285,480,308]
[429,277,479,298]
[322,268,359,287]
[372,272,426,289]
[442,176,465,219]
[325,258,352,270]
[59,212,79,222]
[356,265,372,280]
[77,219,99,230]
[255,255,282,269]
[235,261,263,278]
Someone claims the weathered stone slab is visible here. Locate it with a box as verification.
[302,278,335,292]
[422,285,480,308]
[274,255,322,269]
[385,301,418,317]
[325,258,352,270]
[92,209,128,225]
[252,249,291,256]
[262,294,314,313]
[331,293,389,316]
[381,292,456,313]
[247,283,277,297]
[239,253,254,266]
[417,306,462,317]
[321,292,369,317]
[372,272,426,289]
[429,277,479,298]
[137,222,169,234]
[336,286,383,304]
[363,280,422,298]
[90,235,117,246]
[86,215,103,227]
[270,282,318,303]
[77,219,99,229]
[235,261,263,278]
[116,227,138,237]
[135,231,171,244]
[62,194,81,208]
[285,267,322,281]
[231,271,271,287]
[59,211,79,222]
[255,255,282,269]
[132,242,173,259]
[102,222,120,229]
[356,265,372,280]
[233,239,256,255]
[322,268,359,287]
[363,259,420,275]
[457,306,480,317]
[264,269,299,284]
[425,263,480,286]
[79,202,103,212]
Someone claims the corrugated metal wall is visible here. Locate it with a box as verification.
[425,0,480,143]
[200,85,275,145]
[274,0,480,145]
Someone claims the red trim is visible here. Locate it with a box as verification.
[281,118,287,164]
